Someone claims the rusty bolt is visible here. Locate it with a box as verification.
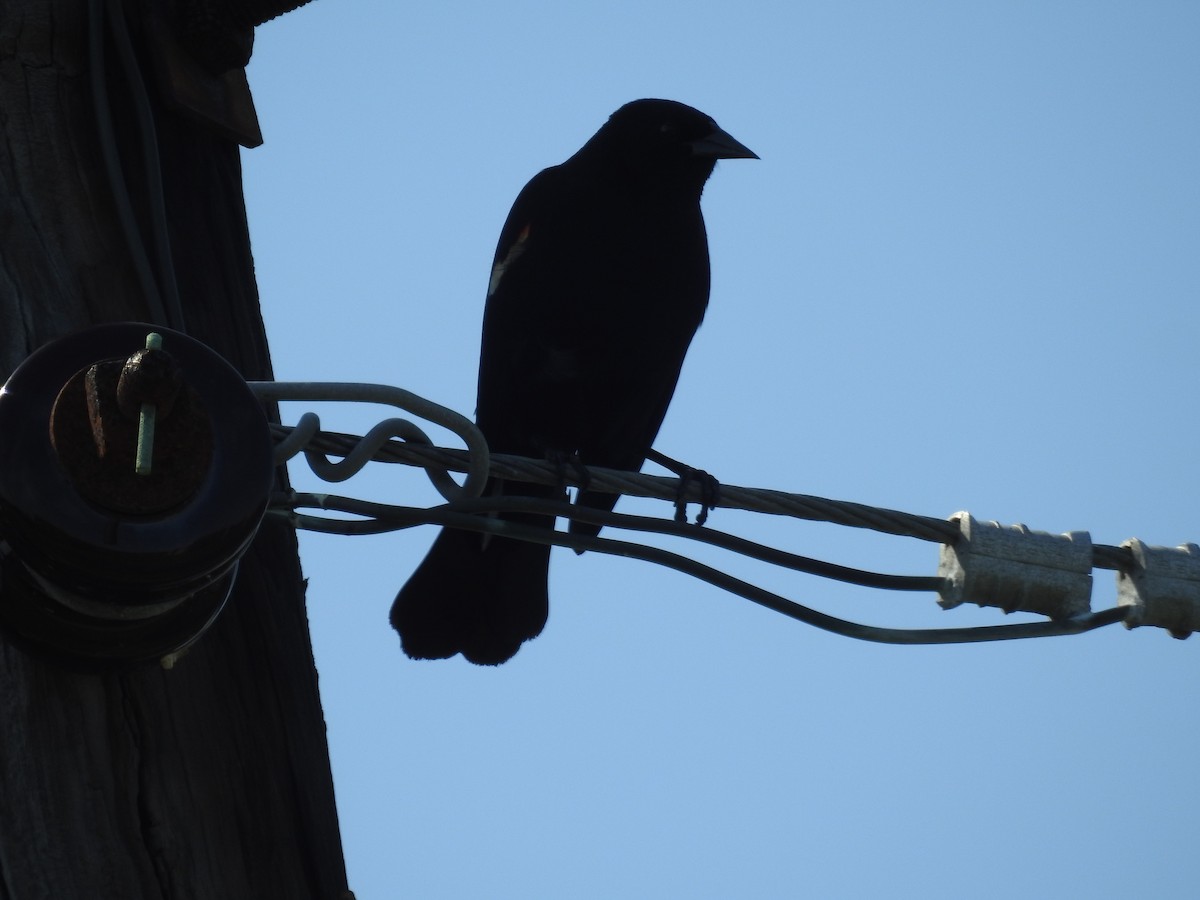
[117,341,183,422]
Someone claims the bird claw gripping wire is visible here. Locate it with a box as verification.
[676,467,719,526]
[545,449,590,499]
[646,449,720,525]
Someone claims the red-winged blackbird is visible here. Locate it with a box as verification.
[391,99,756,665]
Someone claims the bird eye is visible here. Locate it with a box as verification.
[659,121,677,137]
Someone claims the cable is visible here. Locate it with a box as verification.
[255,391,1166,641]
[88,0,186,331]
[89,0,168,325]
[271,490,1131,645]
[277,490,943,591]
[105,0,186,331]
[271,422,1135,571]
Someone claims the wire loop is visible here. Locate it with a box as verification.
[248,382,490,500]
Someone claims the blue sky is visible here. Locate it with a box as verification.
[242,3,1199,897]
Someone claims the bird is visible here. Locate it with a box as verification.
[390,98,756,665]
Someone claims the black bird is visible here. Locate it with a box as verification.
[391,99,756,665]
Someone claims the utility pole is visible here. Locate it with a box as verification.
[0,2,351,896]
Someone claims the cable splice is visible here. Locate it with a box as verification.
[1117,540,1200,639]
[937,512,1094,620]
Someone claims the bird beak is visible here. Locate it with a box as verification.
[691,127,759,160]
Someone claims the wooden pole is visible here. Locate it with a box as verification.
[0,3,351,897]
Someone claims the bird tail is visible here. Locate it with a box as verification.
[390,517,551,666]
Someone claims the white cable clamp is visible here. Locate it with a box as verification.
[937,512,1093,619]
[1116,540,1200,639]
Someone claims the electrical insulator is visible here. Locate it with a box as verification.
[0,323,274,666]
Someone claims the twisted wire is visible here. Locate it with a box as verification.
[270,422,1135,571]
[248,386,1143,644]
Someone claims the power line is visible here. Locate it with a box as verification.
[250,381,1199,643]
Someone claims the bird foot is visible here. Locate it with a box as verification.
[647,449,720,526]
[546,449,590,498]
